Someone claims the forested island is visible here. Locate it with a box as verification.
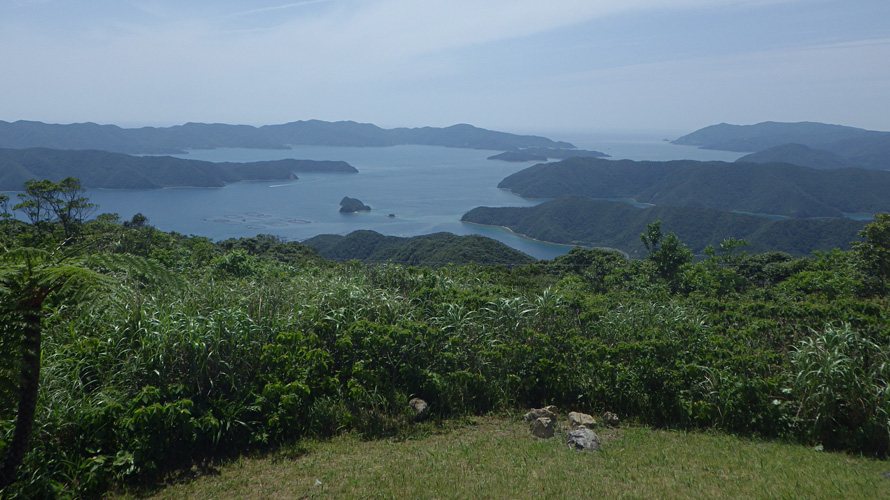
[0,148,357,189]
[0,120,575,154]
[487,147,609,162]
[339,197,372,213]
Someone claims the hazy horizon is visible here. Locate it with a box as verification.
[2,1,889,134]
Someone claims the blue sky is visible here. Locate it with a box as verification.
[2,0,889,135]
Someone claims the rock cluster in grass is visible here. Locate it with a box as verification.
[523,405,558,422]
[524,407,619,452]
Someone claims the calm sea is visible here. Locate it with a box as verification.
[84,133,744,260]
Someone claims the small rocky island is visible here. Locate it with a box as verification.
[339,196,371,213]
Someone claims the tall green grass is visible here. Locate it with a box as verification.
[2,254,889,498]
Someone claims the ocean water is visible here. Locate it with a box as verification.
[84,134,745,260]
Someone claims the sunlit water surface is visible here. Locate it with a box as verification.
[84,133,744,260]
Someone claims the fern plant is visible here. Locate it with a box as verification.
[0,246,177,489]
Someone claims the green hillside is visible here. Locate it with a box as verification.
[498,157,890,218]
[735,144,854,169]
[462,195,866,257]
[303,230,536,267]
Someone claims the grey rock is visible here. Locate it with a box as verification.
[603,411,620,426]
[531,417,555,439]
[568,411,597,429]
[409,398,429,422]
[523,405,558,422]
[566,428,600,452]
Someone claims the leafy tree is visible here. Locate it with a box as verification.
[852,212,890,295]
[123,213,148,229]
[0,195,9,222]
[641,221,693,284]
[12,179,56,227]
[704,237,748,265]
[12,178,95,238]
[51,177,96,237]
[0,195,11,243]
[0,247,172,489]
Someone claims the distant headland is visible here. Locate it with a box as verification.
[672,121,890,170]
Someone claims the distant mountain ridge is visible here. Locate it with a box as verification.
[0,147,356,189]
[497,157,890,218]
[461,195,866,258]
[672,121,890,170]
[0,119,574,154]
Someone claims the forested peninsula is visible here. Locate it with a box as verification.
[0,148,357,189]
[462,195,867,258]
[497,157,890,218]
[0,120,575,154]
[672,121,890,170]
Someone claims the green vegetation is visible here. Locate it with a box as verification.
[736,143,855,170]
[1,179,889,498]
[462,195,866,257]
[303,230,536,267]
[497,157,890,217]
[110,417,890,500]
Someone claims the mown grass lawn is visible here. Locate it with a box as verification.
[111,416,890,499]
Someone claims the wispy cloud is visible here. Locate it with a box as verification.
[226,0,335,18]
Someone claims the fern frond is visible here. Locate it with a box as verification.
[0,247,51,265]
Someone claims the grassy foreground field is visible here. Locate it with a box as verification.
[111,416,890,500]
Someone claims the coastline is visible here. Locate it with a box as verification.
[496,187,655,209]
[460,220,631,259]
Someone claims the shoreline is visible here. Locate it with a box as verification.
[460,220,632,259]
[497,187,656,209]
